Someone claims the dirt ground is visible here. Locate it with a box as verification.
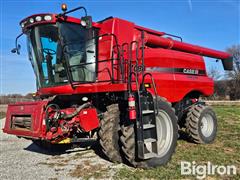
[0,118,126,180]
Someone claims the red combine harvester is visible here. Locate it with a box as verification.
[4,4,233,168]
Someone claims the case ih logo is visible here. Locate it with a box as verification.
[183,68,199,75]
[146,67,205,75]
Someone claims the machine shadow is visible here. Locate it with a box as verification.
[178,130,193,143]
[24,140,112,162]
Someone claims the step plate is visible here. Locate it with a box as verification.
[142,110,154,115]
[143,124,155,129]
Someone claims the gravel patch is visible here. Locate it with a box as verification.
[0,118,126,180]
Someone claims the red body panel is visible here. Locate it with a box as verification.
[38,83,128,95]
[3,101,48,138]
[78,108,99,132]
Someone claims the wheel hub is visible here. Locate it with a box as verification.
[200,114,214,137]
[155,110,174,157]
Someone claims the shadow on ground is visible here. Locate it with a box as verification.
[24,140,112,163]
[178,130,194,143]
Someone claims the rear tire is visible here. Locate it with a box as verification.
[120,97,178,168]
[186,104,217,144]
[98,104,122,162]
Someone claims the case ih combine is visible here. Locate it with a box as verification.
[4,4,233,168]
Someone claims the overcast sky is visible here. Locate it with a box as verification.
[0,0,239,95]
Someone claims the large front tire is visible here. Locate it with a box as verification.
[98,104,122,162]
[120,97,178,168]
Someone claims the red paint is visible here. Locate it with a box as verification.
[145,33,231,59]
[77,108,99,132]
[128,94,136,120]
[129,109,137,121]
[3,101,48,138]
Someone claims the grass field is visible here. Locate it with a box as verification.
[115,106,240,179]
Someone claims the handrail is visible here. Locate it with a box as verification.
[129,41,139,93]
[121,43,129,84]
[98,33,121,83]
[129,71,143,136]
[62,33,123,85]
[141,31,145,77]
[141,72,159,115]
[121,43,129,83]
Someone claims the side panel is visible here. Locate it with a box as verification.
[97,18,135,82]
[144,48,213,102]
[144,48,175,101]
[97,19,114,82]
[173,51,213,102]
[3,101,48,138]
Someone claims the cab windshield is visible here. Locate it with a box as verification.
[27,23,96,88]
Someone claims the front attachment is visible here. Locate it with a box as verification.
[3,101,48,138]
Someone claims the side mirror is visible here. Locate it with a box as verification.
[12,32,23,55]
[11,44,21,55]
[11,48,17,53]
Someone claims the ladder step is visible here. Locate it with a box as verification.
[143,124,155,129]
[144,152,157,159]
[144,138,157,143]
[142,110,154,115]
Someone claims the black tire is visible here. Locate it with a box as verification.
[186,104,217,144]
[120,97,178,168]
[98,104,122,162]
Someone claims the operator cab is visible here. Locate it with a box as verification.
[14,5,97,88]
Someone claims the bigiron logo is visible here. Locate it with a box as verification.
[181,161,237,179]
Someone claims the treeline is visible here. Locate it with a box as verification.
[0,93,34,104]
[208,44,240,100]
[210,79,240,100]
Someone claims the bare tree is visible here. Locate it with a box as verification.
[226,45,240,100]
[207,68,221,99]
[208,68,222,80]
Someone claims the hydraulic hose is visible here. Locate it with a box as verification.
[63,102,91,119]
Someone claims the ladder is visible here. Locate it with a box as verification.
[124,32,160,159]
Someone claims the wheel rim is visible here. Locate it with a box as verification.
[200,113,214,137]
[155,110,174,157]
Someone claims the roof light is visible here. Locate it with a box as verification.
[20,23,24,28]
[61,3,68,12]
[44,15,52,21]
[29,18,34,23]
[35,16,42,22]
